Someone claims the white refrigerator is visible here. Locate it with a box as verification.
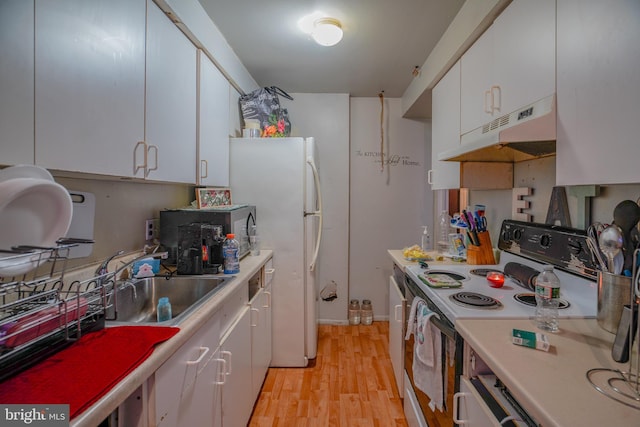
[229,137,322,367]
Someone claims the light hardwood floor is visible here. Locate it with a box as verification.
[249,322,408,426]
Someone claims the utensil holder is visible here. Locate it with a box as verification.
[466,232,496,265]
[597,271,631,333]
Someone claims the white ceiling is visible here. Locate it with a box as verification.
[197,0,465,97]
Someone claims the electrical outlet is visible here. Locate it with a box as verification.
[145,219,159,241]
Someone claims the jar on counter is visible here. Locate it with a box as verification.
[348,299,361,325]
[361,299,373,325]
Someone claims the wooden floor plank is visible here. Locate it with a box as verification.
[249,322,408,426]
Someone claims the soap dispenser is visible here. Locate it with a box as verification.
[421,226,430,252]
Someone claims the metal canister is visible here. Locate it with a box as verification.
[597,271,632,333]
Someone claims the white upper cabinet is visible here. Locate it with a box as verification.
[198,51,230,187]
[34,0,146,177]
[460,0,555,136]
[431,60,461,190]
[556,0,640,185]
[145,0,197,183]
[460,27,494,136]
[0,1,34,165]
[492,0,555,117]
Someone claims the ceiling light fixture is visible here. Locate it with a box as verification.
[311,17,343,47]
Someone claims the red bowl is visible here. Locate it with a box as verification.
[486,271,505,288]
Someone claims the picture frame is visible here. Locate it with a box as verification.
[196,187,232,208]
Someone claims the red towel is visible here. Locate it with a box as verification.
[0,325,179,419]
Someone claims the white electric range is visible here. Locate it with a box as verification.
[404,251,598,326]
[404,220,599,326]
[400,220,602,427]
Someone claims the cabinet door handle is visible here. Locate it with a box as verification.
[213,358,226,385]
[145,144,158,177]
[133,141,147,175]
[452,391,470,424]
[427,169,433,185]
[200,159,208,179]
[491,85,501,113]
[394,304,403,322]
[186,346,210,365]
[484,90,492,114]
[250,307,260,327]
[263,291,271,308]
[220,350,232,375]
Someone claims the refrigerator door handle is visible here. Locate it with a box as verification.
[306,156,323,271]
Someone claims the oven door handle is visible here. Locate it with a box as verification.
[453,391,470,424]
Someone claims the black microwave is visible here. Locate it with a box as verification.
[159,205,256,264]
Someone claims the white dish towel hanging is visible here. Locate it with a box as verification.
[405,296,444,412]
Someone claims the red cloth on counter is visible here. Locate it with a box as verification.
[0,325,179,419]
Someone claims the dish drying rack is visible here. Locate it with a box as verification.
[0,239,114,382]
[587,248,640,410]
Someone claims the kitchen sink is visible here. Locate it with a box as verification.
[105,275,233,326]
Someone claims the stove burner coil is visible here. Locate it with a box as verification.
[513,293,570,309]
[449,292,503,309]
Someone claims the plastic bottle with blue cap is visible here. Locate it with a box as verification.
[157,297,172,322]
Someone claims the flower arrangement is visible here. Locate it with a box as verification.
[261,113,287,137]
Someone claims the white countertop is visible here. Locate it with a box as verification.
[456,318,639,427]
[71,250,273,427]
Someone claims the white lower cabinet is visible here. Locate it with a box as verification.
[153,312,221,426]
[403,372,428,427]
[250,280,273,401]
[150,261,272,426]
[453,377,499,427]
[220,306,253,427]
[388,276,405,397]
[180,345,224,427]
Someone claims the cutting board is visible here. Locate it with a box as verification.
[64,191,95,258]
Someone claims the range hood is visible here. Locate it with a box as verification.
[439,94,556,162]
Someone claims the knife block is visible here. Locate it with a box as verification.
[466,231,496,265]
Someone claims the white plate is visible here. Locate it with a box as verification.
[0,164,54,182]
[0,177,72,277]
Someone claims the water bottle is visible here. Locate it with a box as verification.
[361,299,373,325]
[157,297,172,322]
[535,265,561,332]
[223,233,240,274]
[348,299,361,325]
[437,210,452,254]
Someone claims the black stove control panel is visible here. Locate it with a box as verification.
[498,220,598,280]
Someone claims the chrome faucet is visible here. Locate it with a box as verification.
[95,250,125,277]
[98,251,168,320]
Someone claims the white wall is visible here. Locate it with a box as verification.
[280,94,351,323]
[469,157,640,246]
[350,98,431,321]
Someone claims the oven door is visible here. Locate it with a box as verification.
[403,274,461,427]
